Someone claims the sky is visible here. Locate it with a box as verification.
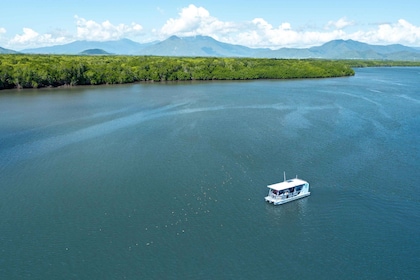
[1,0,420,50]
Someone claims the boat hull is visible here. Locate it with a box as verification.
[265,192,310,205]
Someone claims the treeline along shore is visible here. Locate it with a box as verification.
[2,54,420,91]
[0,54,358,90]
[0,54,418,90]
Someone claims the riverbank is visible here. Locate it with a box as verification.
[0,55,355,90]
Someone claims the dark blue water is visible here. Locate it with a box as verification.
[0,68,419,279]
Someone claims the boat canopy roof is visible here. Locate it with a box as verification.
[267,178,308,191]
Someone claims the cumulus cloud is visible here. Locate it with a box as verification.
[326,17,354,30]
[156,5,350,48]
[9,28,70,49]
[11,28,39,43]
[156,5,420,48]
[5,17,144,50]
[358,19,420,45]
[159,4,237,38]
[231,18,354,48]
[4,5,420,50]
[245,17,420,48]
[75,16,143,41]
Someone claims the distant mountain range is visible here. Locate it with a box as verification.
[0,46,18,54]
[19,38,153,55]
[139,35,265,57]
[2,36,420,60]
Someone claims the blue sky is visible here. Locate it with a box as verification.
[1,0,420,50]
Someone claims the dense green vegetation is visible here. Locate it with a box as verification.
[0,54,355,90]
[341,59,420,68]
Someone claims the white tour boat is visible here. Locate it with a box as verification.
[265,174,310,205]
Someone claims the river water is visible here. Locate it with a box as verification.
[0,67,419,279]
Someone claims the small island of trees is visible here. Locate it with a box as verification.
[0,54,357,90]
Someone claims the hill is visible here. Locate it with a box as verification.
[80,49,111,55]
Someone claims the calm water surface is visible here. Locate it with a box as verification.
[0,68,419,279]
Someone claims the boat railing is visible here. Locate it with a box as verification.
[272,191,303,199]
[270,193,288,200]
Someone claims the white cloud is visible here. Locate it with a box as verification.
[3,5,420,50]
[75,16,143,41]
[219,18,346,48]
[157,5,420,48]
[159,4,237,38]
[9,28,70,49]
[326,17,354,30]
[156,5,350,48]
[5,17,144,50]
[11,28,39,43]
[354,19,420,45]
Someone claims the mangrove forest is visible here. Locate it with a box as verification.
[0,54,356,90]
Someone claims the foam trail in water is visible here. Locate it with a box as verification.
[0,103,186,170]
[0,102,336,170]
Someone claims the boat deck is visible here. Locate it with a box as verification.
[265,176,310,205]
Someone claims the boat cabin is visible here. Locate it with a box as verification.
[265,177,310,205]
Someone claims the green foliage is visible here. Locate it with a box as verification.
[0,54,358,90]
[340,59,420,68]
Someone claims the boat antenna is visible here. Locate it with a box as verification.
[284,171,286,182]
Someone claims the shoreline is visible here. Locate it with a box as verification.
[0,54,355,91]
